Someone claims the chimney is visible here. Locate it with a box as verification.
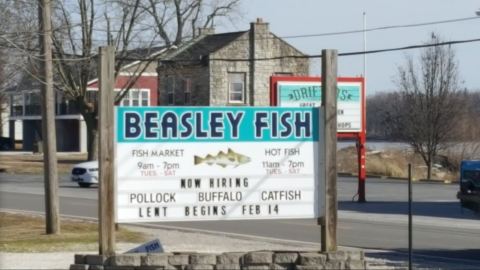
[250,18,269,35]
[197,27,215,36]
[248,18,269,106]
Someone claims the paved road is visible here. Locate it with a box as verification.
[1,173,479,269]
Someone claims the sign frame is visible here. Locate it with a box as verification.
[270,76,367,202]
[269,76,366,137]
[114,106,325,223]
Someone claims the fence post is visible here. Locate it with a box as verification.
[408,164,413,270]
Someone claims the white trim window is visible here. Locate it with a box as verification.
[120,89,150,107]
[228,72,245,104]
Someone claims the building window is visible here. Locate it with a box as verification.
[228,73,245,104]
[274,72,293,76]
[24,91,41,115]
[141,91,149,106]
[180,78,191,105]
[121,92,129,106]
[165,76,191,106]
[56,91,80,115]
[120,89,150,107]
[86,90,98,104]
[165,76,175,105]
[11,94,23,116]
[131,91,139,106]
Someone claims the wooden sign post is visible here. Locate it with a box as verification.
[38,0,60,235]
[321,49,338,252]
[98,46,116,255]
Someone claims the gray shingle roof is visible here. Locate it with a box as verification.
[168,31,247,62]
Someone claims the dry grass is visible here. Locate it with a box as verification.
[0,148,462,181]
[0,153,87,175]
[338,146,458,181]
[0,212,147,252]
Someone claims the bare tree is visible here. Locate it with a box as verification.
[0,55,9,130]
[366,92,397,140]
[0,91,7,137]
[0,1,40,138]
[51,0,152,160]
[50,0,240,160]
[448,91,480,165]
[2,0,240,160]
[0,1,39,87]
[385,33,466,180]
[138,0,240,46]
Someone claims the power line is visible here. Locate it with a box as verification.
[2,14,480,44]
[150,36,480,63]
[110,14,480,45]
[282,16,480,40]
[1,13,479,56]
[5,34,480,63]
[339,37,480,57]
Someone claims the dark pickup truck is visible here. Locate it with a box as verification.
[457,160,480,212]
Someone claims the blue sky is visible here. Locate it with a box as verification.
[218,0,480,95]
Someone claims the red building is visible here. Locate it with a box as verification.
[7,48,168,152]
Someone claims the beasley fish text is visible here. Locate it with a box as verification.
[122,110,312,140]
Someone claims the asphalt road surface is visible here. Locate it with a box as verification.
[1,173,479,269]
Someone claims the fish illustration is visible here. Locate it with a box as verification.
[194,148,251,168]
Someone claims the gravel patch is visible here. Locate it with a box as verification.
[0,225,319,269]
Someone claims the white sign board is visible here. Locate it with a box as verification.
[115,107,324,222]
[277,81,363,132]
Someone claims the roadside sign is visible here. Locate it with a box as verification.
[126,239,163,253]
[270,76,368,203]
[271,77,364,133]
[115,107,325,223]
[276,82,321,107]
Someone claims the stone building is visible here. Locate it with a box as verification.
[157,19,309,106]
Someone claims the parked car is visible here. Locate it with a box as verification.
[71,161,99,188]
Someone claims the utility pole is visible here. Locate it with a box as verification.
[357,11,367,203]
[38,0,59,234]
[321,49,338,252]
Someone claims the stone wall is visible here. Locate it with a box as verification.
[157,64,210,106]
[156,19,308,107]
[209,19,309,106]
[71,250,370,270]
[209,32,250,106]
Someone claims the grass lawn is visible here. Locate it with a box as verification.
[0,212,147,252]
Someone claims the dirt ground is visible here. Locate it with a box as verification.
[0,149,459,182]
[0,153,87,175]
[338,146,459,182]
